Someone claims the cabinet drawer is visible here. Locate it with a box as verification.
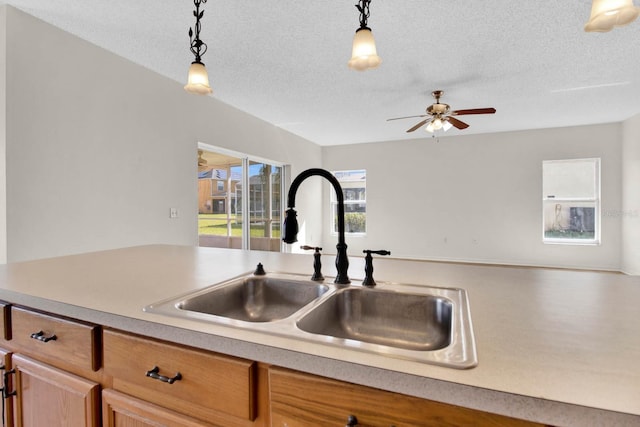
[11,307,100,372]
[269,367,547,427]
[103,329,257,424]
[0,302,10,341]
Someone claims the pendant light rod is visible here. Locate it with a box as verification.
[356,0,372,30]
[189,0,208,64]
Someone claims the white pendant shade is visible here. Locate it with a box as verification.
[585,0,639,32]
[184,62,213,95]
[348,28,382,71]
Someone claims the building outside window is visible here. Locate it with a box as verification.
[542,158,600,244]
[331,170,366,234]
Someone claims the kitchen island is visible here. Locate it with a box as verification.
[0,244,638,426]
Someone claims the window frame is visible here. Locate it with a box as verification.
[542,158,601,245]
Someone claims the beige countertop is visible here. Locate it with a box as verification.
[0,244,638,426]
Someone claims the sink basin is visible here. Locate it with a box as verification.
[296,288,452,351]
[144,272,477,369]
[175,275,329,322]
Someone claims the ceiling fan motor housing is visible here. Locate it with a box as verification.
[427,103,450,115]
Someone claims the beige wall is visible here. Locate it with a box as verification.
[0,6,6,264]
[2,7,321,262]
[323,124,624,271]
[622,112,640,274]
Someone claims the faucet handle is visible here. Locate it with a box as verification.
[301,246,324,281]
[362,250,391,287]
[365,250,391,256]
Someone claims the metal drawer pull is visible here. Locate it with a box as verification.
[30,330,57,343]
[3,369,16,398]
[345,415,359,426]
[145,366,182,384]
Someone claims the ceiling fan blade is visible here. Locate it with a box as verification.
[387,114,428,121]
[407,119,429,133]
[451,108,496,116]
[447,116,469,130]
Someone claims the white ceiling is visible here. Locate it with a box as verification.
[3,0,640,146]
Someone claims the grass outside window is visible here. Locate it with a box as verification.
[198,214,281,238]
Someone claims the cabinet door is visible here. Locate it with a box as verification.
[103,389,215,427]
[0,348,13,427]
[11,354,99,427]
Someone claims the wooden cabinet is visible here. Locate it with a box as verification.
[103,329,267,427]
[10,307,101,373]
[0,347,14,427]
[0,302,11,341]
[103,389,214,427]
[10,355,100,427]
[269,367,548,427]
[3,306,102,427]
[0,302,555,427]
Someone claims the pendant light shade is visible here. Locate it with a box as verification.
[585,0,639,32]
[348,28,382,71]
[185,62,213,95]
[348,0,381,71]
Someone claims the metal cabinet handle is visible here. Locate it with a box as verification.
[30,330,57,343]
[145,366,182,384]
[345,415,359,426]
[3,369,16,398]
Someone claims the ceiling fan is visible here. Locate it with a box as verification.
[387,90,496,133]
[198,150,208,166]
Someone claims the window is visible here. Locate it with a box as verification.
[542,158,600,244]
[331,170,366,234]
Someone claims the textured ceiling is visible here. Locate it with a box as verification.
[3,0,640,145]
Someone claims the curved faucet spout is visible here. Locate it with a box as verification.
[283,168,350,285]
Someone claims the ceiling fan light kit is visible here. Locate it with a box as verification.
[184,0,213,95]
[348,0,382,71]
[584,0,640,32]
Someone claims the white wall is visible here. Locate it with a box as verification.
[0,6,7,264]
[3,7,321,262]
[622,113,640,274]
[322,124,623,271]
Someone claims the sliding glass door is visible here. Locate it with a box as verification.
[197,146,285,252]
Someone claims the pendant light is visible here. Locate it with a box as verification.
[184,0,213,95]
[585,0,640,32]
[348,0,382,71]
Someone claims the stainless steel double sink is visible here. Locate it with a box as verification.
[144,272,477,369]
